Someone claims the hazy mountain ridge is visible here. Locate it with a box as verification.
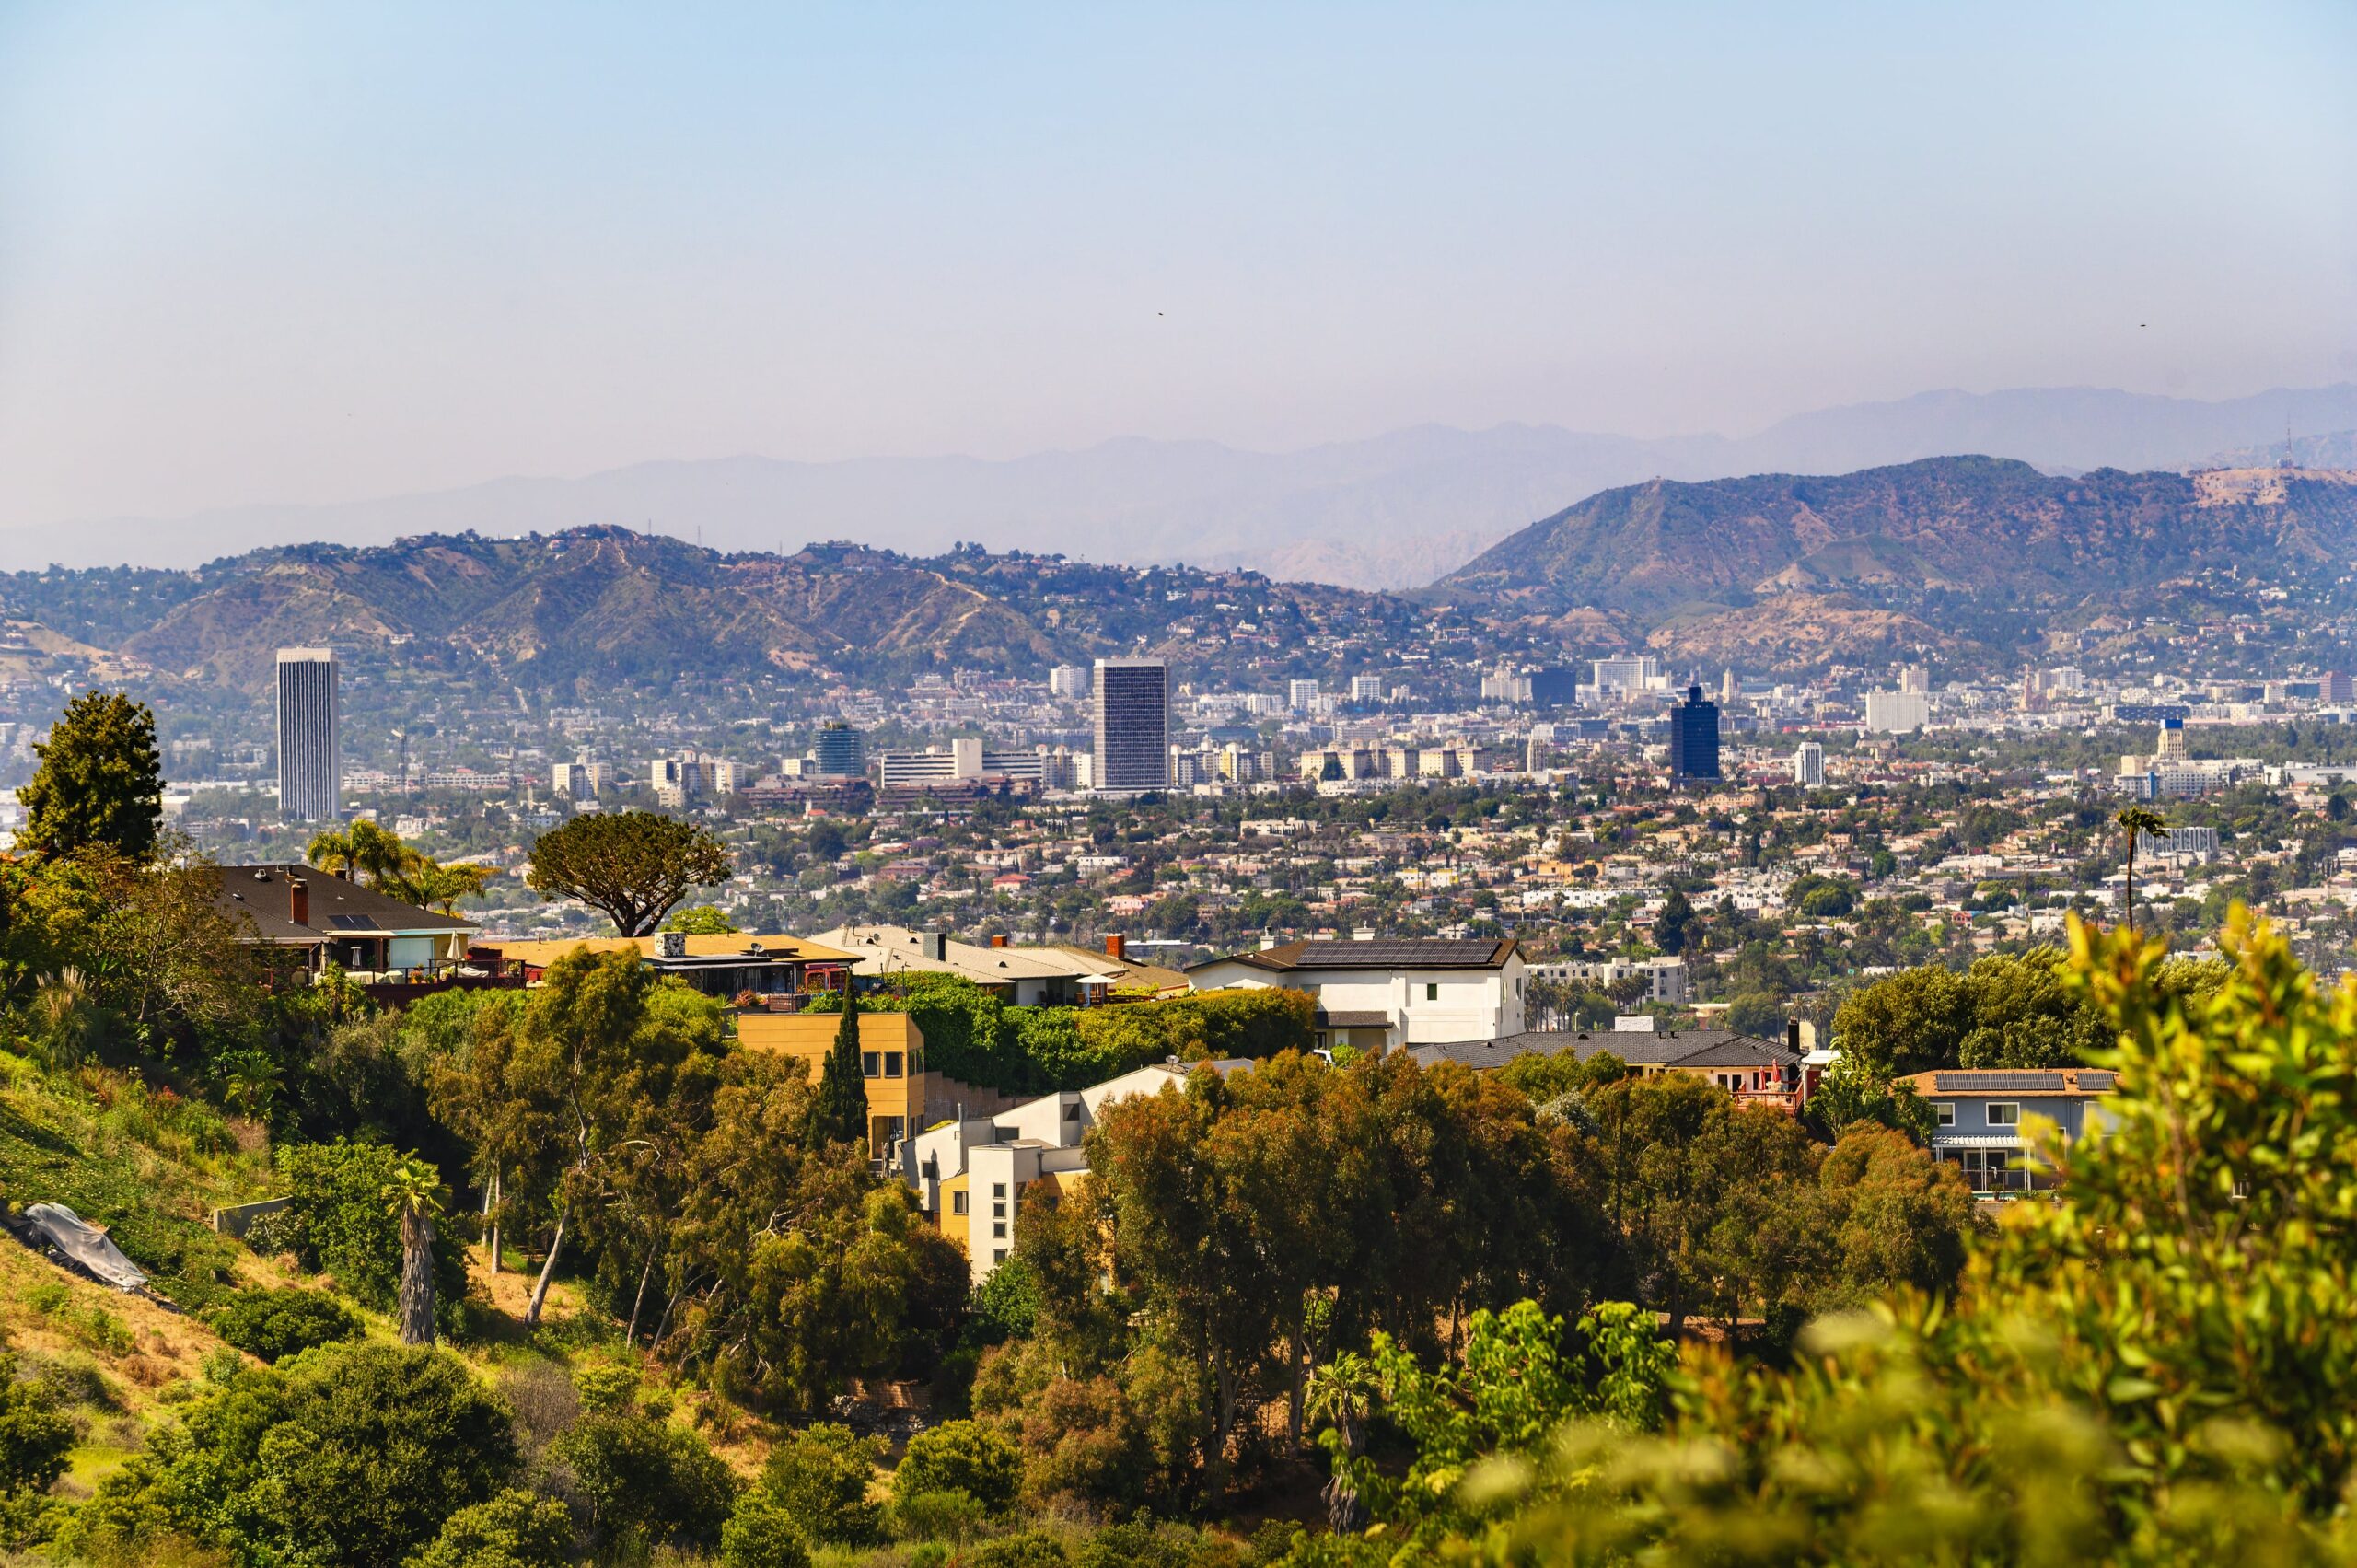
[0,527,1417,695]
[12,384,2357,590]
[1428,458,2357,618]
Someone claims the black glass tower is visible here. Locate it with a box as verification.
[1668,683,1720,784]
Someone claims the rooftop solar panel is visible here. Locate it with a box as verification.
[1932,1071,2068,1093]
[329,914,381,931]
[1294,938,1501,967]
[2076,1071,2116,1091]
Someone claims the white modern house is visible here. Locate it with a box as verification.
[1184,936,1527,1054]
[906,1059,1252,1286]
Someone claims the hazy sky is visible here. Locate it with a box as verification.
[3,1,2352,528]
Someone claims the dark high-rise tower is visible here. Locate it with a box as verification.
[1668,683,1720,784]
[275,647,340,822]
[1092,656,1169,791]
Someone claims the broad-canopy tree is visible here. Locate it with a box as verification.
[526,809,733,935]
[17,689,163,861]
[1308,911,2357,1563]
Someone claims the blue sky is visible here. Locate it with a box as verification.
[1,1,2351,526]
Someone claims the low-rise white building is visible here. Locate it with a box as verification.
[1185,936,1527,1054]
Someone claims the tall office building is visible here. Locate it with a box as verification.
[1093,657,1170,791]
[1667,684,1721,784]
[811,723,866,779]
[275,647,340,822]
[1794,740,1825,788]
[1047,665,1089,700]
[1287,678,1320,713]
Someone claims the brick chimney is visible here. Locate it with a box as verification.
[288,877,310,928]
[1104,934,1126,960]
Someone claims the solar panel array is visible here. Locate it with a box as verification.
[1932,1071,2067,1093]
[1294,938,1501,968]
[329,913,381,931]
[2076,1071,2117,1091]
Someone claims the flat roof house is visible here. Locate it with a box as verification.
[1898,1066,2117,1195]
[208,864,474,978]
[1186,936,1526,1053]
[813,923,1168,1007]
[471,931,854,1003]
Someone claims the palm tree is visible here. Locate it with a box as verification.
[383,1156,445,1346]
[2115,806,2166,935]
[308,819,421,897]
[408,859,494,915]
[1304,1350,1380,1533]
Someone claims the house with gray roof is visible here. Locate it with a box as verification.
[1410,1024,1812,1111]
[207,864,475,978]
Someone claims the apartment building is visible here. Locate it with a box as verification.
[907,1059,1251,1285]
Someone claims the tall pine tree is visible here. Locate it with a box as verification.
[18,690,163,861]
[807,984,870,1151]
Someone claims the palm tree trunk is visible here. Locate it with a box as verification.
[2125,842,2137,934]
[525,1198,572,1328]
[398,1209,436,1345]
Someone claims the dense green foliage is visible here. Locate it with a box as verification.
[761,1422,887,1545]
[15,689,163,863]
[0,1352,75,1497]
[1288,911,2357,1562]
[205,1285,365,1362]
[894,1421,1024,1516]
[807,986,869,1149]
[404,1489,575,1568]
[277,1139,470,1334]
[63,1342,518,1568]
[828,973,1316,1093]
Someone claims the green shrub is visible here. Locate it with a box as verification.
[402,1488,574,1568]
[761,1421,884,1545]
[552,1411,735,1548]
[0,1352,75,1494]
[57,1342,517,1568]
[888,1488,987,1544]
[893,1420,1022,1515]
[208,1287,365,1363]
[22,1282,68,1317]
[970,1531,1071,1567]
[718,1487,813,1568]
[278,1140,469,1331]
[570,1364,641,1415]
[241,1205,303,1258]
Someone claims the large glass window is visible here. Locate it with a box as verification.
[1988,1102,2020,1126]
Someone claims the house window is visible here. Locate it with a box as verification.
[993,1222,1007,1238]
[951,1191,968,1215]
[1063,1103,1081,1122]
[861,1051,880,1078]
[1988,1102,2020,1127]
[1425,982,1439,1001]
[884,1051,903,1078]
[1935,1104,1956,1127]
[993,1249,1008,1264]
[992,1182,1007,1198]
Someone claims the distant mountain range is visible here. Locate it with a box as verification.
[11,383,2357,591]
[0,528,1422,697]
[1426,457,2357,669]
